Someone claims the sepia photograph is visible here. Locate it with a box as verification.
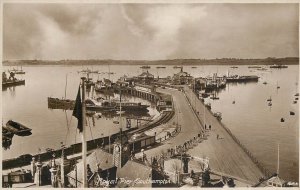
[1,1,299,188]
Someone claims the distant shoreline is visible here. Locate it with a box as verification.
[2,57,299,66]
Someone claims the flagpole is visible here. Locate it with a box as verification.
[81,77,87,187]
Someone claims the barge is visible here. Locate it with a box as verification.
[48,97,75,110]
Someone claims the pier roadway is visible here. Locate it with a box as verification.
[138,86,263,185]
[136,87,203,156]
[183,86,264,184]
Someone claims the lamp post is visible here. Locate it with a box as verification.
[34,148,42,186]
[132,135,136,153]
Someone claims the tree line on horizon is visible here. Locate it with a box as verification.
[2,57,299,66]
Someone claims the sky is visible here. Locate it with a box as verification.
[3,3,299,60]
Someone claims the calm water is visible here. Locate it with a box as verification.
[2,64,299,182]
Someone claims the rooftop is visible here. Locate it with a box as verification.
[138,71,154,78]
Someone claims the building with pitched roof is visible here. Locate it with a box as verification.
[172,67,193,85]
[138,71,154,84]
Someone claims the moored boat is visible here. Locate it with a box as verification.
[257,67,268,71]
[85,98,149,113]
[85,98,117,111]
[2,72,25,89]
[270,64,288,69]
[116,102,149,112]
[48,74,76,110]
[140,65,151,69]
[248,66,261,68]
[5,120,32,136]
[48,97,75,110]
[226,75,259,82]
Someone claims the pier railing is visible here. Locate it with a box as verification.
[156,126,182,144]
[183,87,272,179]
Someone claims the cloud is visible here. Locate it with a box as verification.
[3,3,299,60]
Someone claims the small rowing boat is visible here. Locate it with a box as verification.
[5,120,32,136]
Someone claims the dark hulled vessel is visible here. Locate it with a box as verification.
[226,75,259,82]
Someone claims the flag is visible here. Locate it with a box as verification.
[73,86,83,132]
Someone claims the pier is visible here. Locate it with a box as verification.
[136,86,265,185]
[183,86,267,183]
[3,68,296,188]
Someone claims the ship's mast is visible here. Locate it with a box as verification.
[64,74,68,99]
[81,77,87,187]
[277,143,280,175]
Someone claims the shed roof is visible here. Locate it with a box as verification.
[67,149,115,185]
[117,160,152,187]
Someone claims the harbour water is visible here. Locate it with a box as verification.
[2,64,299,182]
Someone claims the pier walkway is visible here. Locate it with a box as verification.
[138,86,264,185]
[183,86,264,184]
